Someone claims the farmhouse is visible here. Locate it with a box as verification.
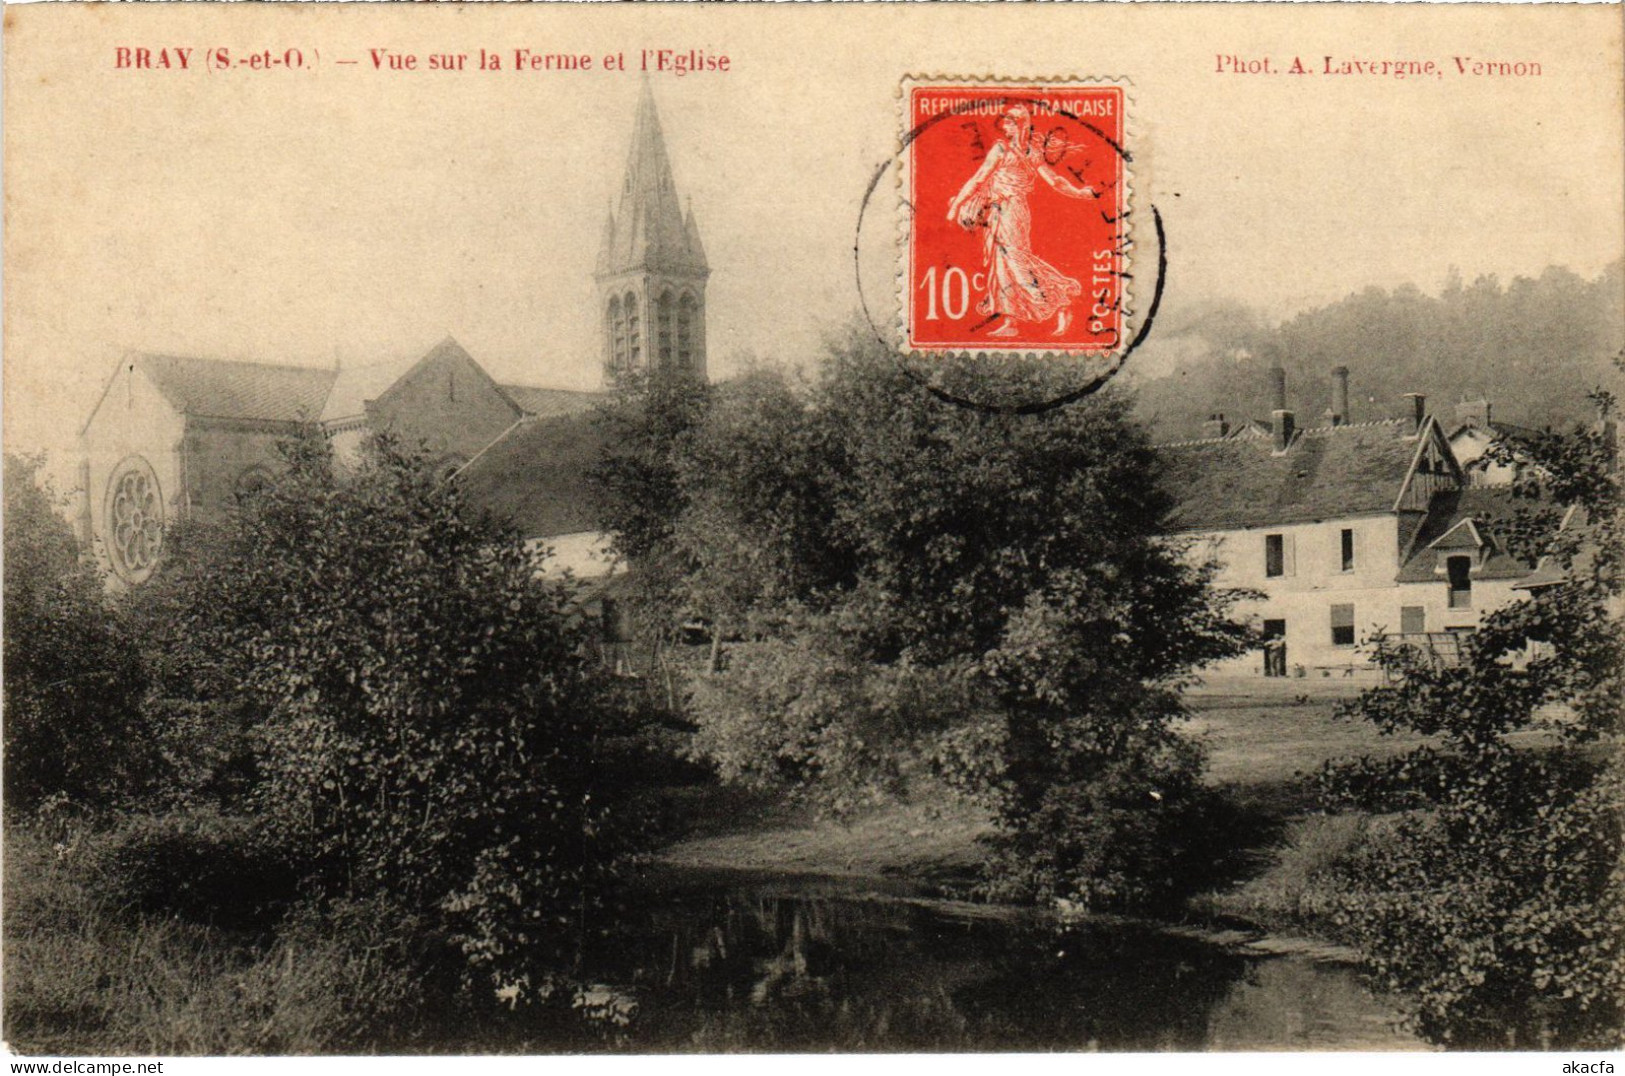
[1157,364,1546,679]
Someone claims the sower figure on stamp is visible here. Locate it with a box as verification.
[947,104,1096,337]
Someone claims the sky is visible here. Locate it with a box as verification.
[5,3,1622,476]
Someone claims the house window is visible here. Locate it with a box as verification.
[1340,528,1355,572]
[1447,555,1473,609]
[1400,606,1426,634]
[1330,603,1355,647]
[1265,533,1285,578]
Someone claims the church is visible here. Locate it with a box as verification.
[77,82,707,586]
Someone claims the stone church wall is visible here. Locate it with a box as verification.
[181,420,297,517]
[365,349,520,470]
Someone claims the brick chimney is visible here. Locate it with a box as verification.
[1403,392,1427,436]
[1328,366,1350,427]
[1269,362,1294,451]
[1455,399,1491,429]
[1203,413,1230,439]
[1269,362,1287,413]
[1272,409,1296,452]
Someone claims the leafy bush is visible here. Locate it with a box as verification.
[130,432,648,997]
[1326,403,1624,1048]
[84,809,300,931]
[5,828,435,1055]
[3,454,148,814]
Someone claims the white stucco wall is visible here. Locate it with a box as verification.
[525,531,623,580]
[1185,513,1530,677]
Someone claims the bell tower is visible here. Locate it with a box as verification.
[595,80,710,385]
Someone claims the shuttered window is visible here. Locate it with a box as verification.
[1265,534,1294,578]
[1400,606,1425,634]
[1330,603,1356,646]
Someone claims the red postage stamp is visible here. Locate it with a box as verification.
[901,78,1131,359]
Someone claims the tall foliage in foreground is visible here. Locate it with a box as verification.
[614,336,1251,908]
[132,434,634,997]
[588,367,713,670]
[2,454,147,814]
[1324,398,1624,1048]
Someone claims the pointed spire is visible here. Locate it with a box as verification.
[684,204,708,273]
[597,81,708,279]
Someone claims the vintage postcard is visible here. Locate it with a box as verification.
[4,1,1622,1064]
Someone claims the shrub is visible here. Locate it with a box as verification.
[129,432,649,998]
[1324,762,1623,1048]
[1326,405,1624,1048]
[4,826,435,1055]
[3,454,148,815]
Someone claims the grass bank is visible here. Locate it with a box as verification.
[652,692,1410,888]
[2,827,437,1055]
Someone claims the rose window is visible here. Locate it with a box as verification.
[105,455,164,583]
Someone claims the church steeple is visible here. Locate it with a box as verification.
[596,80,709,385]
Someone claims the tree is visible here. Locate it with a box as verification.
[1322,397,1623,1048]
[588,367,712,676]
[668,334,1252,906]
[2,454,146,815]
[134,432,641,996]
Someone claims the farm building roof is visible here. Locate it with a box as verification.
[1396,486,1547,583]
[1155,418,1422,532]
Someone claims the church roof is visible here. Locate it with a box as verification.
[453,411,606,540]
[498,384,607,418]
[1156,418,1425,532]
[137,354,336,423]
[321,354,423,423]
[596,80,709,279]
[322,337,523,423]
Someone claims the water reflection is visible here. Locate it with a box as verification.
[570,875,1420,1052]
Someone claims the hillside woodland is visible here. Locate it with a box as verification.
[1129,263,1624,439]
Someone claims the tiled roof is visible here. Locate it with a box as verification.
[321,355,424,423]
[138,354,336,423]
[322,338,522,423]
[1448,419,1542,442]
[1396,487,1544,583]
[1511,505,1591,590]
[453,411,605,539]
[1156,419,1421,532]
[498,385,607,418]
